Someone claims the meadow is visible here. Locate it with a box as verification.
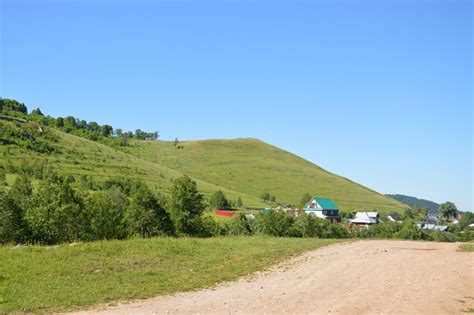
[0,237,342,313]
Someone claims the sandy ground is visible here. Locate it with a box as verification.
[73,240,474,315]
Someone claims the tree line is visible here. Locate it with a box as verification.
[1,98,159,146]
[0,169,217,245]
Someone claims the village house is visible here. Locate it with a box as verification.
[304,198,341,222]
[387,213,403,223]
[350,212,380,227]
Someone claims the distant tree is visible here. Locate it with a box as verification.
[64,116,77,128]
[174,138,179,147]
[0,164,6,186]
[439,202,458,221]
[209,190,231,210]
[152,131,159,140]
[0,98,28,114]
[459,212,474,230]
[261,192,271,202]
[56,117,64,128]
[236,197,244,208]
[169,175,205,236]
[299,193,312,209]
[31,108,44,116]
[270,195,276,203]
[115,129,123,137]
[101,124,113,137]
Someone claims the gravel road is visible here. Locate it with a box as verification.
[73,240,474,315]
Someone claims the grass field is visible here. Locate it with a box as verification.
[0,237,343,313]
[458,243,474,252]
[120,138,408,212]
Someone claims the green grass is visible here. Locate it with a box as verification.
[121,138,408,212]
[0,117,408,211]
[458,243,474,252]
[0,237,343,313]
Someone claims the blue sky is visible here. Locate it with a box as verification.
[1,0,472,210]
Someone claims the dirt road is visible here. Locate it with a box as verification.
[75,241,474,314]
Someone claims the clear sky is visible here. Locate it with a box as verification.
[1,0,472,210]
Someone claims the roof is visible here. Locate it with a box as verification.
[424,224,448,232]
[350,212,378,224]
[313,198,339,210]
[388,213,402,221]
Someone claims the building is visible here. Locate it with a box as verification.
[387,213,403,223]
[304,198,341,222]
[350,212,380,227]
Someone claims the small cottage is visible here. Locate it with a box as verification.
[350,212,380,227]
[304,198,341,222]
[387,213,403,223]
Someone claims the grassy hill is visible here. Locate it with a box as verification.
[0,117,266,208]
[0,115,407,212]
[119,138,407,212]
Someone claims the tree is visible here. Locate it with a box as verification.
[87,189,128,240]
[0,164,6,186]
[26,172,89,244]
[459,212,474,230]
[115,129,123,137]
[0,187,27,243]
[209,190,231,210]
[261,192,271,202]
[438,202,458,221]
[403,208,414,219]
[299,193,312,209]
[10,173,33,209]
[101,124,113,137]
[169,175,205,235]
[236,197,243,208]
[174,138,179,148]
[126,184,174,238]
[270,195,276,203]
[31,108,44,116]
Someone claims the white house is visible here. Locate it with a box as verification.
[350,212,380,227]
[304,198,341,222]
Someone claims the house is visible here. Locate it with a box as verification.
[350,212,380,227]
[304,198,341,222]
[415,216,448,232]
[387,213,403,223]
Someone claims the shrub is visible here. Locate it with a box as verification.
[259,211,295,237]
[227,213,254,236]
[430,231,457,242]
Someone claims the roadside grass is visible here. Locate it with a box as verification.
[458,243,474,253]
[0,236,343,313]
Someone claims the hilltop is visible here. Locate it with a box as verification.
[119,138,407,212]
[0,101,407,212]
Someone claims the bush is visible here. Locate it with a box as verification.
[227,213,254,236]
[430,231,457,242]
[86,189,128,240]
[259,211,295,237]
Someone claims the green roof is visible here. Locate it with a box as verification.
[314,198,339,210]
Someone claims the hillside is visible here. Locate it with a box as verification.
[0,110,407,212]
[386,194,440,214]
[118,138,408,212]
[0,116,266,208]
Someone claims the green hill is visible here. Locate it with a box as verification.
[0,116,266,208]
[386,194,439,214]
[118,138,407,212]
[0,110,407,212]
